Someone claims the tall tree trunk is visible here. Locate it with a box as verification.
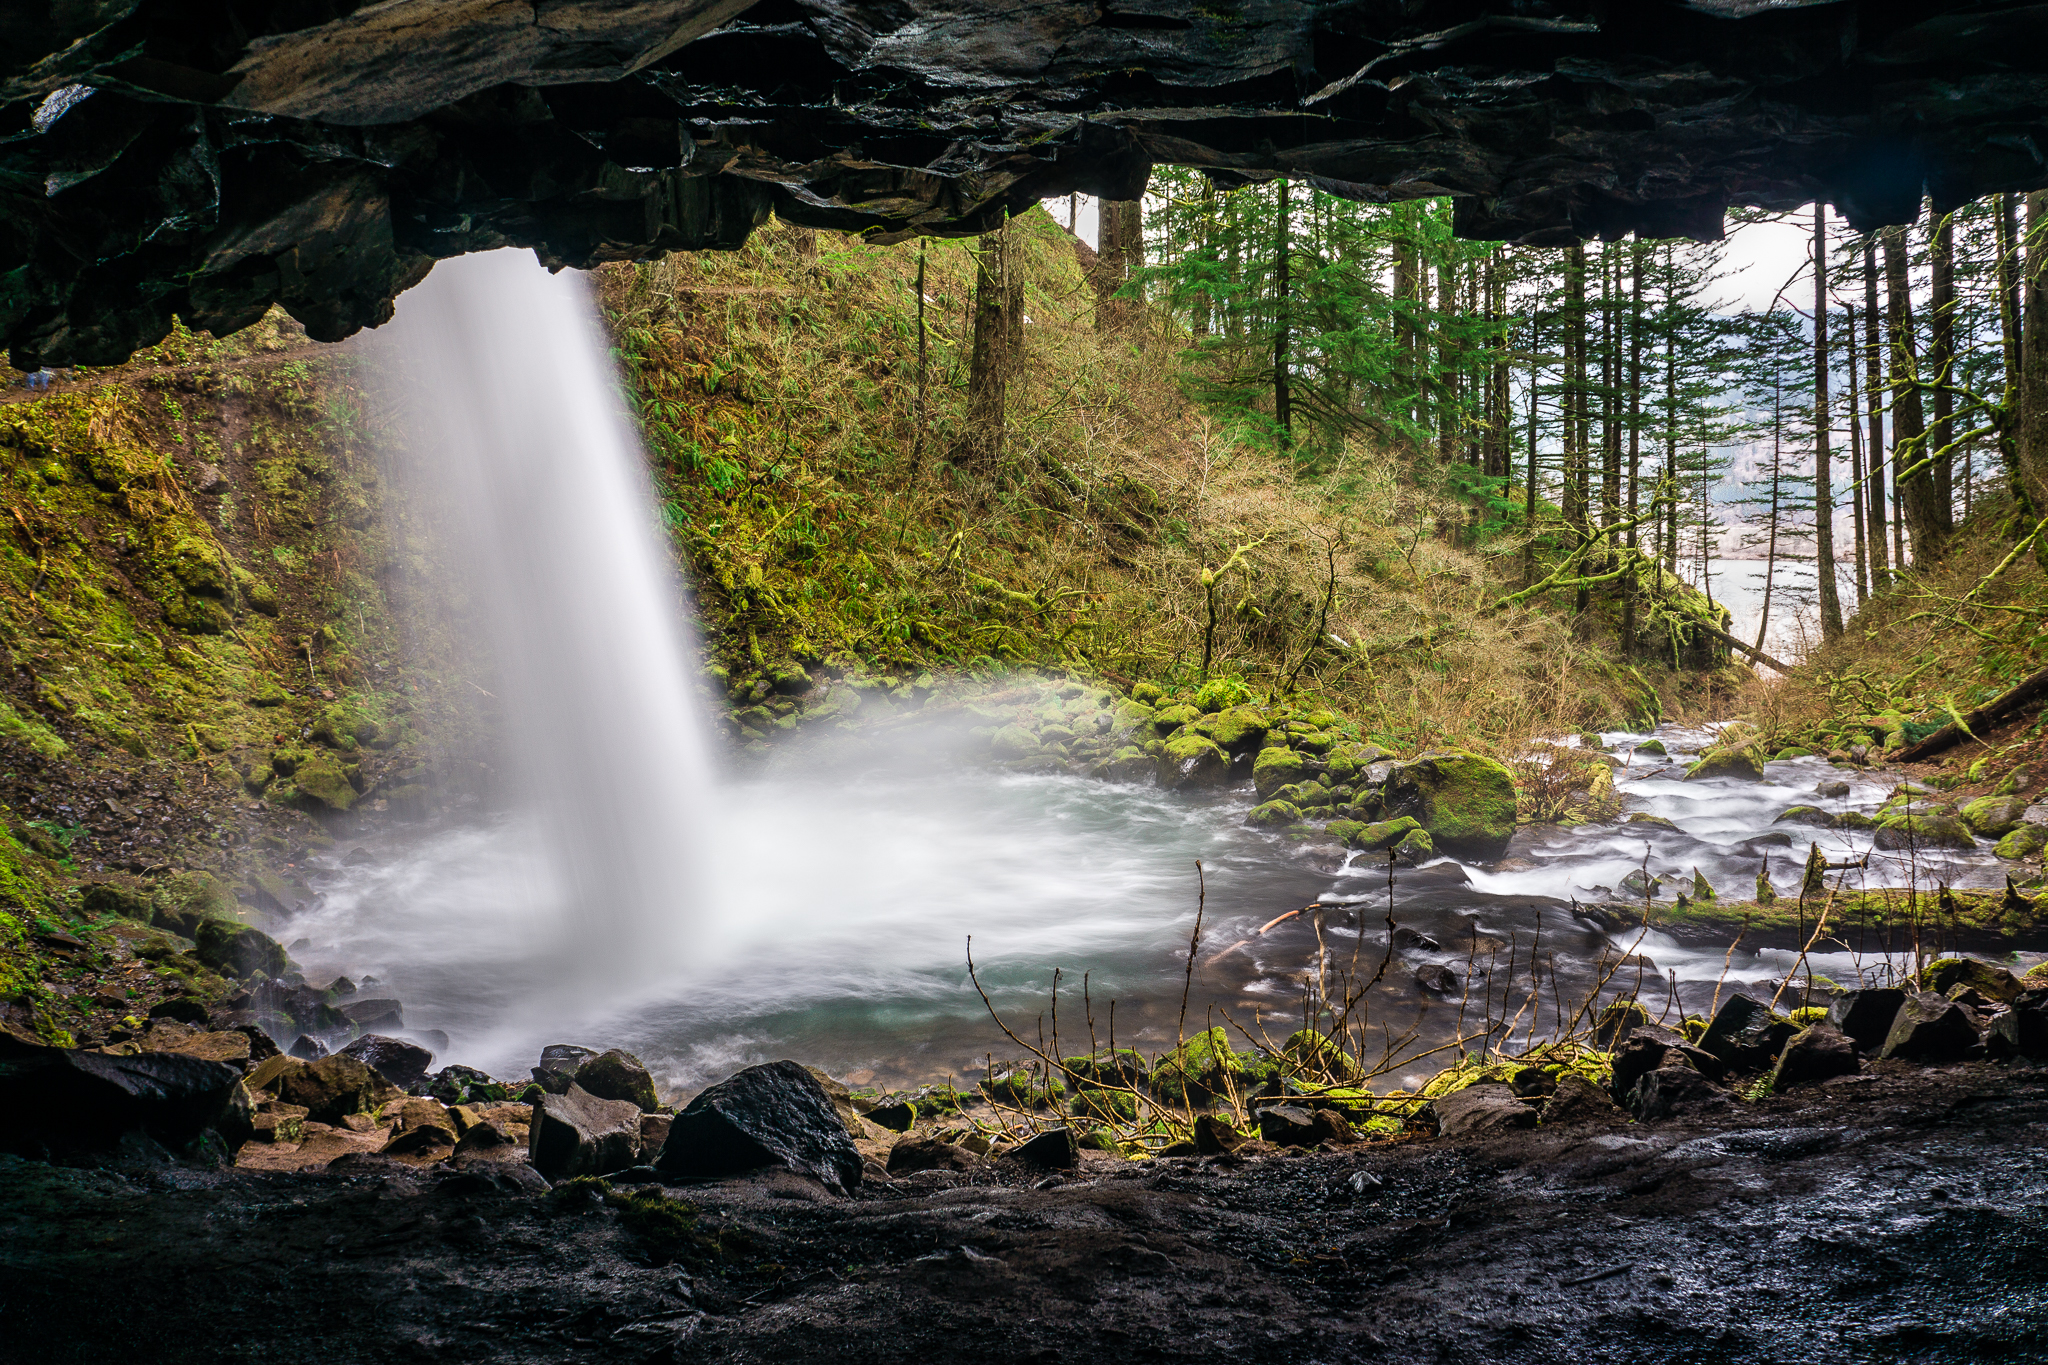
[952,221,1015,472]
[1846,301,1869,602]
[1094,198,1143,331]
[1882,226,1943,564]
[1490,248,1510,479]
[1273,178,1292,447]
[1928,207,1956,527]
[1565,243,1589,537]
[1525,315,1540,586]
[1438,256,1457,463]
[1757,377,1783,653]
[1664,245,1680,572]
[1863,242,1890,583]
[1393,234,1418,430]
[1815,205,1843,641]
[2019,191,2048,514]
[1601,243,1620,536]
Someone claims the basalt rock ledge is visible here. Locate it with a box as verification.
[8,1,2048,365]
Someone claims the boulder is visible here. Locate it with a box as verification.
[1698,994,1796,1073]
[1825,987,1908,1052]
[262,1053,385,1124]
[1592,999,1650,1049]
[573,1049,659,1112]
[1874,812,1977,851]
[1878,992,1983,1063]
[339,998,404,1033]
[1252,747,1308,800]
[531,1043,599,1094]
[139,1025,252,1069]
[654,1060,862,1193]
[1538,1073,1625,1126]
[189,920,288,981]
[1380,750,1518,859]
[1280,1029,1363,1083]
[1345,816,1422,852]
[0,1047,255,1158]
[886,1135,980,1175]
[528,1082,643,1180]
[637,1112,672,1160]
[1961,795,2031,838]
[1986,990,2048,1061]
[1431,1082,1537,1138]
[1629,1065,1729,1120]
[1768,1024,1860,1088]
[1684,747,1765,782]
[1392,828,1435,864]
[383,1097,459,1156]
[990,724,1038,759]
[1157,731,1231,790]
[1257,1104,1354,1146]
[1608,1024,1725,1102]
[1919,957,2026,1004]
[1193,704,1269,752]
[424,1065,508,1106]
[1414,963,1459,994]
[1247,800,1303,828]
[293,753,359,812]
[1006,1126,1079,1169]
[1995,825,2048,860]
[1150,1027,1243,1102]
[339,1035,435,1090]
[1192,1114,1247,1155]
[1773,805,1836,827]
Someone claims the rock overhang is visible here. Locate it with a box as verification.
[5,0,2048,366]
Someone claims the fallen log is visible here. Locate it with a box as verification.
[1697,624,1795,675]
[1894,664,2048,763]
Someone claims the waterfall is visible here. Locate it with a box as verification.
[376,250,719,991]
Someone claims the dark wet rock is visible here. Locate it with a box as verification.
[451,1121,518,1161]
[288,1035,328,1061]
[1920,957,2026,1004]
[1157,731,1231,791]
[1815,781,1852,798]
[1381,750,1518,860]
[655,1060,862,1194]
[1699,994,1796,1073]
[573,1049,659,1113]
[0,1046,254,1159]
[1593,999,1650,1049]
[339,998,404,1032]
[1769,1024,1861,1089]
[1609,1024,1725,1102]
[1879,993,1983,1064]
[531,1044,599,1094]
[1192,1113,1246,1155]
[860,1101,917,1133]
[258,1053,383,1125]
[193,921,289,980]
[886,1136,980,1175]
[637,1113,673,1161]
[1414,963,1459,995]
[1007,1126,1078,1169]
[1826,988,1909,1053]
[1430,1083,1537,1139]
[424,1065,507,1106]
[1538,1074,1624,1126]
[147,996,211,1026]
[1629,1066,1730,1120]
[338,1034,434,1091]
[250,979,349,1036]
[1986,990,2048,1061]
[527,1083,643,1182]
[383,1097,459,1156]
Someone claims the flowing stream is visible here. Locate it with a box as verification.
[299,253,2014,1101]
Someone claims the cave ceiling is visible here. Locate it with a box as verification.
[6,1,2048,365]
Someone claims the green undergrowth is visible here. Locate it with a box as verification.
[597,213,1723,758]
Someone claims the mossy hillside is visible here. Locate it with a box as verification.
[596,214,1710,763]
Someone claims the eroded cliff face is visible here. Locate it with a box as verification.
[5,1,2048,367]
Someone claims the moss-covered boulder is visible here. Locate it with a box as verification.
[194,920,289,980]
[1252,746,1307,800]
[1097,747,1155,784]
[1349,815,1422,852]
[1157,731,1230,790]
[1995,824,2048,860]
[1247,800,1303,828]
[1381,750,1517,859]
[1920,957,2026,1003]
[148,871,237,937]
[1684,746,1765,782]
[1962,795,2031,838]
[1773,805,1835,828]
[293,753,358,812]
[1152,1026,1245,1101]
[1107,700,1156,738]
[1323,819,1366,846]
[574,1049,660,1112]
[990,723,1038,759]
[1635,738,1668,756]
[1151,703,1200,734]
[1281,1028,1364,1082]
[1392,827,1435,863]
[1193,704,1269,752]
[1874,811,1975,851]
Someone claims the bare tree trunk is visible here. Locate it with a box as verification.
[1928,207,1957,528]
[1883,226,1943,564]
[1846,301,1869,601]
[2020,191,2048,514]
[1863,242,1890,584]
[1393,235,1418,430]
[1273,178,1292,447]
[1438,255,1457,463]
[952,222,1015,472]
[1094,198,1143,331]
[1815,204,1843,641]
